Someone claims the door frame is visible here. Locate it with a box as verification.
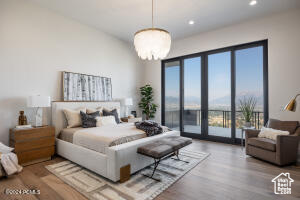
[161,40,268,144]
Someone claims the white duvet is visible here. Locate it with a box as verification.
[73,123,146,154]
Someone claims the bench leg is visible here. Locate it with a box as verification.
[143,158,161,182]
[171,150,189,163]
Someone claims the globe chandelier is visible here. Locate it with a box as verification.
[134,0,171,60]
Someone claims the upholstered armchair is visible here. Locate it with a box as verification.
[245,119,300,166]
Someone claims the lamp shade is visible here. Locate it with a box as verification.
[284,98,296,112]
[27,95,51,108]
[121,98,133,106]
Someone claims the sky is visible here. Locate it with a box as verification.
[165,46,264,106]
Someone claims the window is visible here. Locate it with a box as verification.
[162,40,268,144]
[164,61,180,130]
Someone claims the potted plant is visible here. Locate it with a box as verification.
[238,96,257,127]
[138,84,158,120]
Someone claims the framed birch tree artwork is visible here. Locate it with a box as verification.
[63,71,112,101]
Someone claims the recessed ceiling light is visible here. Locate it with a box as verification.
[249,0,257,6]
[189,20,195,25]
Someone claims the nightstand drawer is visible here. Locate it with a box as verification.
[11,137,55,152]
[17,146,55,165]
[10,126,55,141]
[10,125,55,166]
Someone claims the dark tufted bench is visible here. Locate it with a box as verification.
[137,136,192,181]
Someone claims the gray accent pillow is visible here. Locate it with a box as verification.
[80,111,100,128]
[102,109,120,124]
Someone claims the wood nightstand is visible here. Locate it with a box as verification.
[9,126,55,166]
[121,117,142,123]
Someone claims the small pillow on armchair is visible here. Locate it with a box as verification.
[258,127,289,140]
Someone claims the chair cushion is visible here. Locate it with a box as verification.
[248,137,276,152]
[267,119,299,134]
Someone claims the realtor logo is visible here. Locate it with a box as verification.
[272,173,294,194]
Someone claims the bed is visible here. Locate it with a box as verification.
[52,101,180,182]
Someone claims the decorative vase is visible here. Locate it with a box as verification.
[244,122,251,127]
[18,111,28,125]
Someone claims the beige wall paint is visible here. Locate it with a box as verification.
[0,0,144,144]
[144,9,300,123]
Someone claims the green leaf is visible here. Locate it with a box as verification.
[138,84,157,119]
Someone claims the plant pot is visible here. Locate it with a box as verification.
[244,122,251,127]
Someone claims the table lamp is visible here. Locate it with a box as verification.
[27,95,51,126]
[121,98,133,117]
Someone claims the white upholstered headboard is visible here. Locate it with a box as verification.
[51,101,121,137]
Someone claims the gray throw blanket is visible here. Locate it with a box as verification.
[135,120,169,137]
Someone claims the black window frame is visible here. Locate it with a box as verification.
[161,40,268,144]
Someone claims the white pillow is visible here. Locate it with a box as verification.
[0,142,14,153]
[86,107,103,115]
[63,108,86,128]
[258,127,289,141]
[96,116,117,126]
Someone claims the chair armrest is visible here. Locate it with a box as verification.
[245,129,260,140]
[277,135,299,150]
[293,127,300,136]
[245,129,260,154]
[276,135,299,165]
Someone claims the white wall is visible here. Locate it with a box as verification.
[0,0,144,144]
[144,9,300,123]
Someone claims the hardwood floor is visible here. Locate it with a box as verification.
[0,140,299,200]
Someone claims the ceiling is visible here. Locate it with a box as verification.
[29,0,300,42]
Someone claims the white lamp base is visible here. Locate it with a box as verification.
[35,108,43,127]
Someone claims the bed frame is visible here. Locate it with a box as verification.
[52,101,180,182]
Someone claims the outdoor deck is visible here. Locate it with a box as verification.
[165,109,263,139]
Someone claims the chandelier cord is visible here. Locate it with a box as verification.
[152,0,154,28]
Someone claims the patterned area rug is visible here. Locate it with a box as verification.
[46,149,209,200]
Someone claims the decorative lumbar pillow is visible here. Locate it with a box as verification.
[96,116,117,126]
[258,127,289,140]
[63,108,86,128]
[103,108,120,124]
[80,111,100,128]
[86,107,103,115]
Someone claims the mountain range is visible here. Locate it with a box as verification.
[166,91,263,108]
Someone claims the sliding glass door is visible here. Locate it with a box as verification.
[235,46,265,138]
[183,57,202,134]
[163,61,180,130]
[208,51,231,138]
[162,40,268,144]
